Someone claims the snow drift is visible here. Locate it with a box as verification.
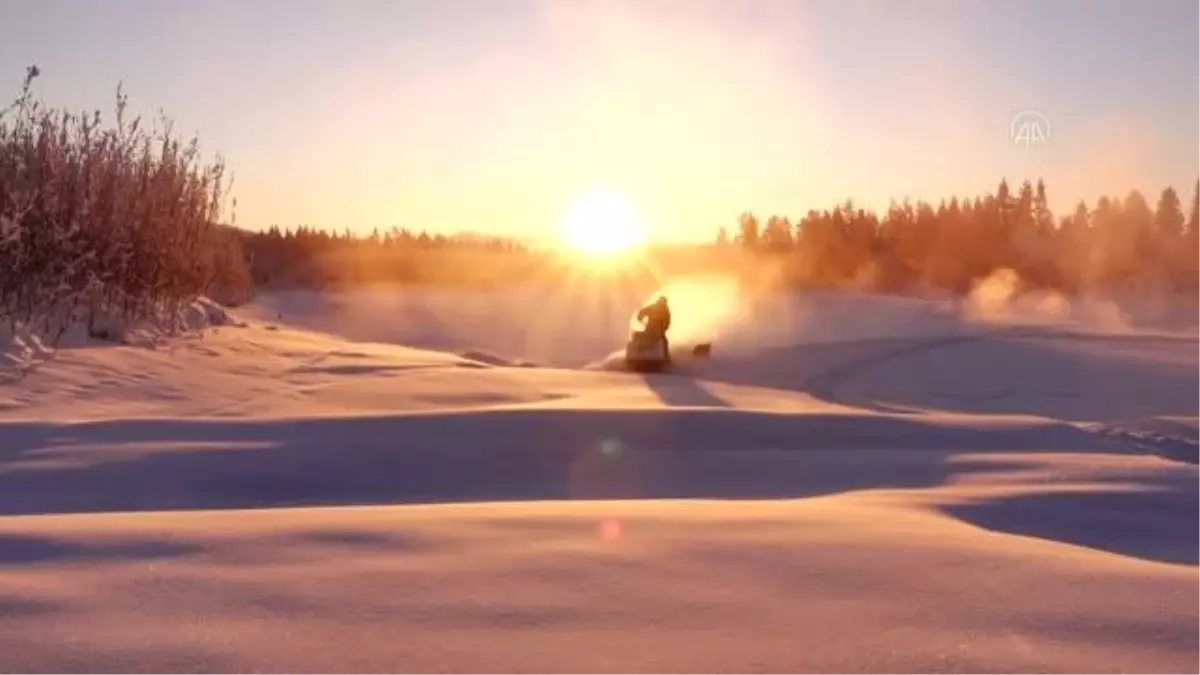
[0,285,1195,673]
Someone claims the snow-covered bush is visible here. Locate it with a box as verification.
[0,65,252,349]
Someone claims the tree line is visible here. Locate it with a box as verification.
[242,177,1199,298]
[235,225,546,289]
[719,178,1199,296]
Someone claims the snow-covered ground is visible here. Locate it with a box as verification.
[0,279,1196,672]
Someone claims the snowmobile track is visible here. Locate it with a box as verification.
[801,327,1199,465]
[806,325,1197,406]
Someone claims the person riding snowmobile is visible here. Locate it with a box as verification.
[635,296,672,363]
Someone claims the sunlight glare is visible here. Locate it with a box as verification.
[560,187,647,258]
[638,276,743,344]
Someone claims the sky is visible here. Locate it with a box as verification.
[0,0,1196,243]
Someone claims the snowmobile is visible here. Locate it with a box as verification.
[624,328,671,373]
[623,325,712,374]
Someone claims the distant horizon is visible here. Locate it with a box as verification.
[3,0,1196,242]
[234,174,1199,247]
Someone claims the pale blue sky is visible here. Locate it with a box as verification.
[1,0,1196,241]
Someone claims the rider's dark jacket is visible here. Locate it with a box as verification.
[637,301,671,336]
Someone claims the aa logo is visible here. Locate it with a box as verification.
[1009,110,1051,148]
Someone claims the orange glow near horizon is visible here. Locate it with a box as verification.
[24,1,1188,240]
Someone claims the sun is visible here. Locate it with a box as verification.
[560,187,647,258]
